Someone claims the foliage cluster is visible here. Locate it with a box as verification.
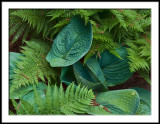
[9,9,151,115]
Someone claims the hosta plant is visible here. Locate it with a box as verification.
[9,9,151,115]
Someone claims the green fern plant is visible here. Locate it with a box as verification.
[9,13,31,45]
[9,9,151,116]
[125,38,151,72]
[11,10,51,35]
[10,38,57,92]
[11,83,95,115]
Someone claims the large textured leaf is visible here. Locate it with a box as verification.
[10,82,47,99]
[131,87,151,105]
[85,58,108,88]
[60,66,77,86]
[9,52,23,80]
[95,89,140,115]
[87,106,114,115]
[46,15,93,67]
[61,61,107,92]
[19,82,47,111]
[10,84,33,99]
[73,62,107,91]
[135,100,151,115]
[131,87,151,115]
[98,46,133,86]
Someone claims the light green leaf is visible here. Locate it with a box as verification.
[87,106,114,115]
[95,89,140,115]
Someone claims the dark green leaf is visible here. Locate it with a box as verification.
[46,15,93,67]
[9,52,23,79]
[131,87,151,115]
[98,46,133,86]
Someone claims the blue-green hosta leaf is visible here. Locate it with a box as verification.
[85,58,108,88]
[73,62,107,92]
[131,87,151,105]
[136,100,151,115]
[95,89,140,115]
[98,46,133,86]
[9,52,23,80]
[60,61,107,92]
[10,84,33,99]
[131,87,151,115]
[19,82,47,111]
[46,15,93,67]
[10,82,47,99]
[60,66,77,86]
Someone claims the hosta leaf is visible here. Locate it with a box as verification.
[98,46,133,86]
[9,52,23,80]
[46,15,93,67]
[10,84,33,99]
[60,65,77,86]
[136,100,151,115]
[19,82,47,110]
[87,106,114,115]
[95,89,140,115]
[85,58,108,88]
[73,62,107,91]
[60,61,107,92]
[131,87,151,105]
[131,87,151,115]
[10,81,47,99]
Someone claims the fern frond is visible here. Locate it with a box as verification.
[20,98,36,114]
[122,9,139,20]
[110,10,127,30]
[138,69,151,84]
[125,38,151,72]
[84,30,122,63]
[51,19,70,29]
[129,14,151,32]
[9,110,15,115]
[47,9,70,21]
[11,9,52,36]
[9,15,31,45]
[13,83,95,115]
[11,99,26,115]
[10,39,56,92]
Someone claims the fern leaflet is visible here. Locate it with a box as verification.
[12,83,95,115]
[10,39,56,92]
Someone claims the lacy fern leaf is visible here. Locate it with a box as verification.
[12,83,95,115]
[9,15,31,45]
[125,38,151,72]
[11,9,54,38]
[10,39,56,92]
